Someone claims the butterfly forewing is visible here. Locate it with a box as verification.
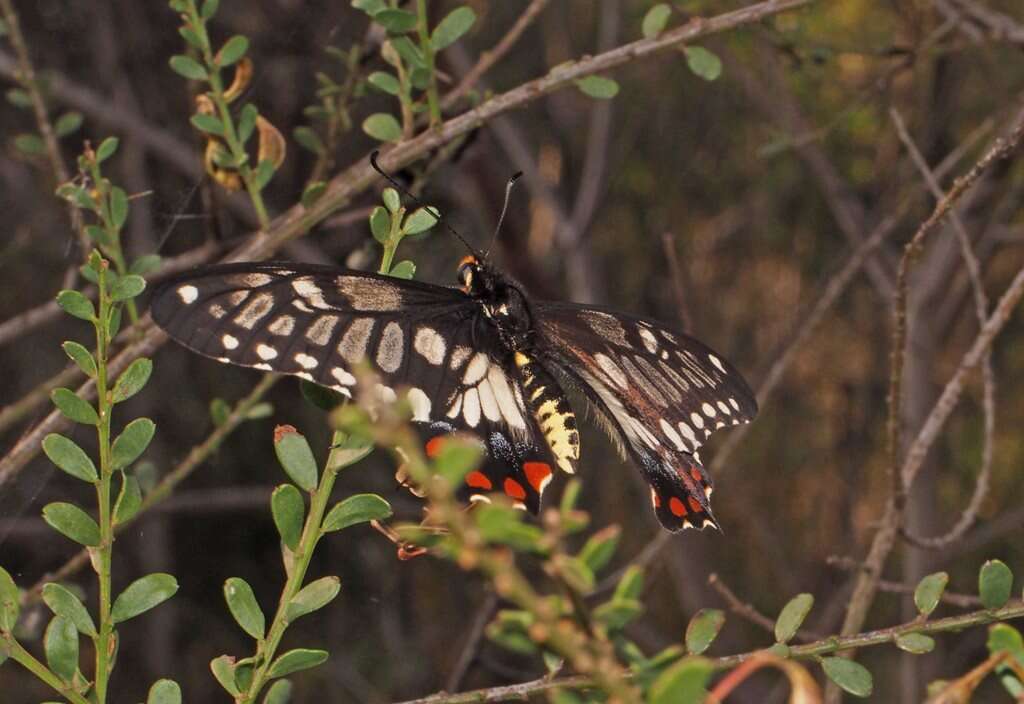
[151,262,558,512]
[534,301,757,531]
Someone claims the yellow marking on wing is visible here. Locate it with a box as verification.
[536,398,579,475]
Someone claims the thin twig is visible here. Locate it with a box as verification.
[708,573,822,641]
[889,108,995,550]
[392,599,1024,704]
[661,232,694,332]
[0,0,817,491]
[445,590,500,693]
[826,556,982,609]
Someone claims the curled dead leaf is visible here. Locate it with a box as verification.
[204,140,242,191]
[256,115,286,170]
[708,653,822,704]
[223,57,253,103]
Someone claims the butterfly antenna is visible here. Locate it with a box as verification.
[484,171,523,260]
[369,151,480,257]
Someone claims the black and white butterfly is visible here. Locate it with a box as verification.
[151,252,756,532]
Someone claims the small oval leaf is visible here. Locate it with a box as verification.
[110,573,178,624]
[224,577,265,640]
[42,502,100,546]
[113,472,143,525]
[51,387,99,425]
[0,566,20,631]
[262,679,293,704]
[44,615,78,682]
[642,3,671,38]
[402,207,438,235]
[431,6,476,51]
[62,341,97,377]
[111,418,156,470]
[775,593,814,644]
[979,560,1013,609]
[362,113,402,143]
[914,572,949,616]
[147,679,182,704]
[575,75,619,99]
[267,648,328,678]
[286,576,340,621]
[112,358,153,403]
[210,654,241,695]
[56,290,95,321]
[685,609,725,655]
[169,54,208,81]
[42,434,98,482]
[216,35,249,66]
[684,46,723,81]
[273,426,318,491]
[272,484,305,550]
[821,656,873,697]
[322,493,392,533]
[649,656,712,704]
[110,274,146,302]
[895,632,935,654]
[41,583,97,637]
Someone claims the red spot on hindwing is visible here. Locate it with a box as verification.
[687,496,702,514]
[466,470,492,490]
[689,467,703,482]
[669,497,687,517]
[503,478,527,501]
[522,461,552,493]
[425,436,445,458]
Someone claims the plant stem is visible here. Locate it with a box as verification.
[92,261,115,703]
[188,4,271,230]
[1,633,92,704]
[416,0,442,127]
[240,430,357,702]
[378,208,405,274]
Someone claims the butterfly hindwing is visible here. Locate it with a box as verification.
[534,302,758,531]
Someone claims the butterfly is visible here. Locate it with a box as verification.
[150,246,757,532]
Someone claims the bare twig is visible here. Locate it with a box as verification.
[826,556,982,608]
[889,108,995,550]
[708,573,822,641]
[661,232,694,332]
[0,0,817,491]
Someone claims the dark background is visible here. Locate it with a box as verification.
[0,1,1023,701]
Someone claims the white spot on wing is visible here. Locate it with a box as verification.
[729,397,740,411]
[407,387,432,421]
[305,315,339,346]
[256,344,278,361]
[702,402,717,418]
[463,353,489,385]
[177,285,198,304]
[678,421,698,448]
[376,322,404,373]
[477,381,500,422]
[339,318,374,363]
[595,353,628,389]
[375,384,397,403]
[234,293,274,329]
[295,353,318,369]
[337,276,402,311]
[660,418,686,451]
[268,315,295,336]
[413,326,446,365]
[463,388,481,427]
[638,326,659,353]
[331,367,355,386]
[690,412,705,429]
[717,400,731,415]
[221,334,239,350]
[708,353,727,373]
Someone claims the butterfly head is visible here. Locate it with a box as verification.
[457,254,483,294]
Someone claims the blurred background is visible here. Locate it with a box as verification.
[0,0,1023,701]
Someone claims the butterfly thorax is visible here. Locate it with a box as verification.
[459,257,534,352]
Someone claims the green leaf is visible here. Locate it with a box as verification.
[50,387,98,425]
[369,206,391,243]
[263,679,293,704]
[593,598,643,631]
[367,71,401,95]
[107,302,123,339]
[110,273,146,301]
[293,126,325,155]
[775,593,814,644]
[685,609,725,655]
[684,46,722,81]
[431,6,476,51]
[112,358,153,403]
[987,623,1024,655]
[246,402,273,420]
[614,565,644,601]
[895,632,935,654]
[62,341,97,377]
[409,67,431,91]
[297,379,345,411]
[642,4,672,38]
[389,260,416,279]
[914,571,948,616]
[42,502,100,546]
[268,649,328,678]
[210,654,241,695]
[649,656,712,704]
[179,26,205,50]
[54,111,83,138]
[113,472,142,525]
[286,576,340,621]
[391,37,426,69]
[210,397,230,426]
[980,559,1013,609]
[322,493,392,533]
[431,435,483,486]
[111,418,156,470]
[821,657,873,697]
[56,289,95,321]
[362,113,402,143]
[14,133,45,155]
[374,9,417,33]
[44,615,78,682]
[273,427,318,491]
[238,103,259,144]
[575,75,619,99]
[0,565,20,631]
[5,88,31,108]
[254,158,276,190]
[352,0,386,15]
[41,583,96,637]
[96,136,119,163]
[190,113,225,136]
[110,573,178,623]
[301,181,327,208]
[169,54,209,81]
[224,577,265,640]
[130,254,162,276]
[200,0,220,19]
[402,207,438,234]
[381,187,401,214]
[216,35,249,66]
[147,679,182,704]
[578,525,620,573]
[42,433,98,482]
[110,187,129,231]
